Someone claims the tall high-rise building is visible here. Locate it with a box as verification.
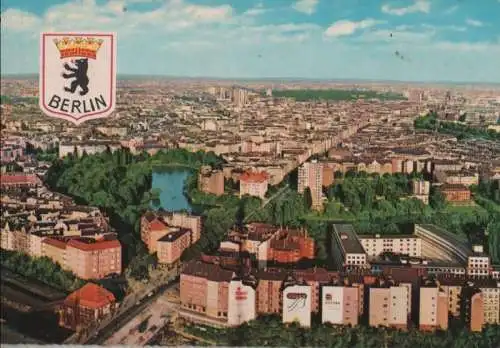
[298,160,324,210]
[232,88,249,107]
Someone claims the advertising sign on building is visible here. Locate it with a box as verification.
[322,286,343,324]
[227,280,256,326]
[282,285,311,327]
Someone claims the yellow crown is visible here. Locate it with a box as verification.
[53,37,104,59]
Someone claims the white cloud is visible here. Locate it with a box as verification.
[466,18,484,27]
[444,5,458,14]
[435,41,498,51]
[1,0,234,34]
[243,3,269,17]
[0,9,41,31]
[324,19,381,37]
[269,33,309,43]
[293,0,318,15]
[422,24,467,32]
[381,0,430,16]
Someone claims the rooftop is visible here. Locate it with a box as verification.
[333,224,365,254]
[65,283,115,309]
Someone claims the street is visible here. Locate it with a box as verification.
[64,272,179,345]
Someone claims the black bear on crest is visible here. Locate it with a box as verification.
[62,58,89,96]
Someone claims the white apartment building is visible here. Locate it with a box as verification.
[359,234,422,258]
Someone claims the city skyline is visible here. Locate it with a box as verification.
[1,0,500,83]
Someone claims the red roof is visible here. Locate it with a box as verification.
[149,218,167,231]
[67,238,121,252]
[240,171,269,183]
[65,283,115,309]
[0,173,40,185]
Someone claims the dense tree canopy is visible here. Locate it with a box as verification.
[414,113,500,141]
[46,147,225,268]
[1,250,84,292]
[272,89,406,102]
[185,316,500,348]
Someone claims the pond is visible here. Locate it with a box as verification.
[151,169,193,213]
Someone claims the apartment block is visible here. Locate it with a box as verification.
[157,228,191,264]
[359,234,422,258]
[180,260,233,321]
[65,238,122,279]
[439,184,471,202]
[198,166,225,196]
[467,245,491,277]
[419,282,449,331]
[298,160,323,210]
[461,286,484,332]
[267,228,315,265]
[239,170,269,199]
[141,211,201,259]
[331,224,368,270]
[322,285,359,326]
[369,284,409,330]
[42,237,67,268]
[255,269,286,315]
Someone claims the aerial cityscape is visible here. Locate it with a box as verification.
[1,0,500,347]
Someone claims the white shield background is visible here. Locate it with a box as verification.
[39,32,116,125]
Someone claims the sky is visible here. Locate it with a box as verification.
[1,0,500,83]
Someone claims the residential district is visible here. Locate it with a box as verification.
[1,79,500,346]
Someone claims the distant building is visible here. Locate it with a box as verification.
[0,144,24,163]
[58,283,116,331]
[58,141,121,159]
[267,227,315,265]
[0,173,42,189]
[198,166,225,196]
[412,180,430,204]
[439,184,471,202]
[298,160,323,210]
[141,211,202,263]
[239,170,269,199]
[231,88,249,107]
[435,169,479,187]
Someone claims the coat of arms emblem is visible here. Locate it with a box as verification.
[39,33,116,124]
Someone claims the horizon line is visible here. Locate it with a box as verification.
[1,73,500,87]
